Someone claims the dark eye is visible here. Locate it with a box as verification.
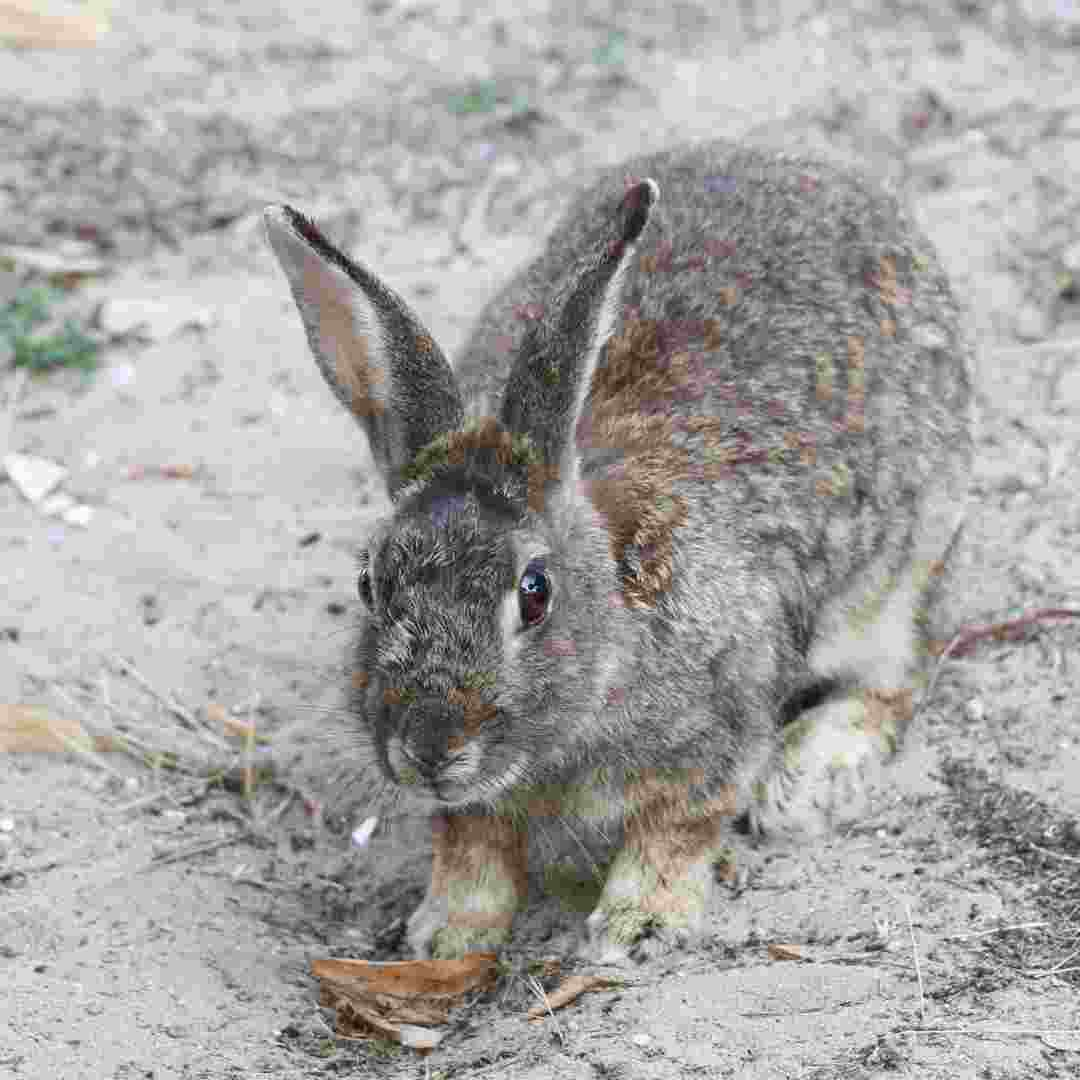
[518,558,550,627]
[357,552,374,607]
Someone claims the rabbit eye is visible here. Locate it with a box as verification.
[518,559,550,627]
[357,552,374,607]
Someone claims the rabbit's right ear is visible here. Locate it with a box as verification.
[498,179,658,498]
[264,206,464,497]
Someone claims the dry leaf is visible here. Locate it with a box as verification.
[205,702,228,730]
[767,943,803,962]
[312,955,498,1044]
[0,0,109,48]
[526,974,622,1020]
[0,704,90,752]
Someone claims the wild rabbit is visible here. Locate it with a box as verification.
[264,140,972,963]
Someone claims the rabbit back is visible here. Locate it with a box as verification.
[458,138,971,655]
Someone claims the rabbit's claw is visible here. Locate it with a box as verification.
[584,903,698,965]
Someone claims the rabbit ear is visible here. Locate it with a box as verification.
[499,178,658,493]
[264,206,464,497]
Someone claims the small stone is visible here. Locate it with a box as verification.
[2,453,68,504]
[964,698,986,723]
[39,493,76,517]
[399,1025,442,1050]
[109,363,136,388]
[0,817,15,833]
[1063,240,1080,274]
[631,1033,652,1047]
[351,816,378,849]
[62,503,93,528]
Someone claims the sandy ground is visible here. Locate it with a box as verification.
[2,1,1080,1077]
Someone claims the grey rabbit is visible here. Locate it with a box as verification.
[263,139,972,963]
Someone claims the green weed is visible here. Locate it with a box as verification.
[0,283,99,373]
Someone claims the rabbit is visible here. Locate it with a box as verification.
[263,138,972,963]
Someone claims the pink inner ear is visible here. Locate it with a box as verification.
[621,180,649,214]
[298,249,387,420]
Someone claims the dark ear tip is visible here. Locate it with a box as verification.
[618,178,660,247]
[263,204,325,248]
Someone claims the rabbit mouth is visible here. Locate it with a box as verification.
[386,734,528,810]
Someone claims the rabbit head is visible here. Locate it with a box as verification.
[264,180,658,810]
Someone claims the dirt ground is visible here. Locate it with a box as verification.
[2,1,1080,1077]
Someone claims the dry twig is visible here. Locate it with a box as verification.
[144,833,249,870]
[922,607,1080,710]
[525,973,623,1020]
[905,902,926,1023]
[108,654,230,752]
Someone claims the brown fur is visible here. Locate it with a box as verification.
[427,814,527,933]
[586,319,695,607]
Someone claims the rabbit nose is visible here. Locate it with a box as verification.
[400,698,459,777]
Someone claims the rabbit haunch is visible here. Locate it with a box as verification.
[264,139,971,962]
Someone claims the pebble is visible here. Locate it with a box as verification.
[2,453,68,504]
[109,363,136,388]
[62,503,93,528]
[351,816,379,848]
[964,698,987,723]
[632,1033,652,1047]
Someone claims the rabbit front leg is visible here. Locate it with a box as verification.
[408,812,528,959]
[584,779,739,964]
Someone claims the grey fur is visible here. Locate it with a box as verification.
[265,139,972,959]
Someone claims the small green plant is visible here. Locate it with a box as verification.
[593,30,626,67]
[0,283,100,372]
[447,80,499,115]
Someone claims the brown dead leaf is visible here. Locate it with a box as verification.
[0,0,109,48]
[715,853,738,883]
[216,706,255,739]
[159,464,196,479]
[526,974,623,1020]
[0,704,91,753]
[312,955,499,1044]
[767,943,803,962]
[205,702,228,729]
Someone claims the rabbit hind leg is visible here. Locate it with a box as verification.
[757,507,964,836]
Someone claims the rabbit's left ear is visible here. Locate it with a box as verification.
[498,179,658,493]
[264,206,464,497]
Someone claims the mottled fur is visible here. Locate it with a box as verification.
[264,140,972,962]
